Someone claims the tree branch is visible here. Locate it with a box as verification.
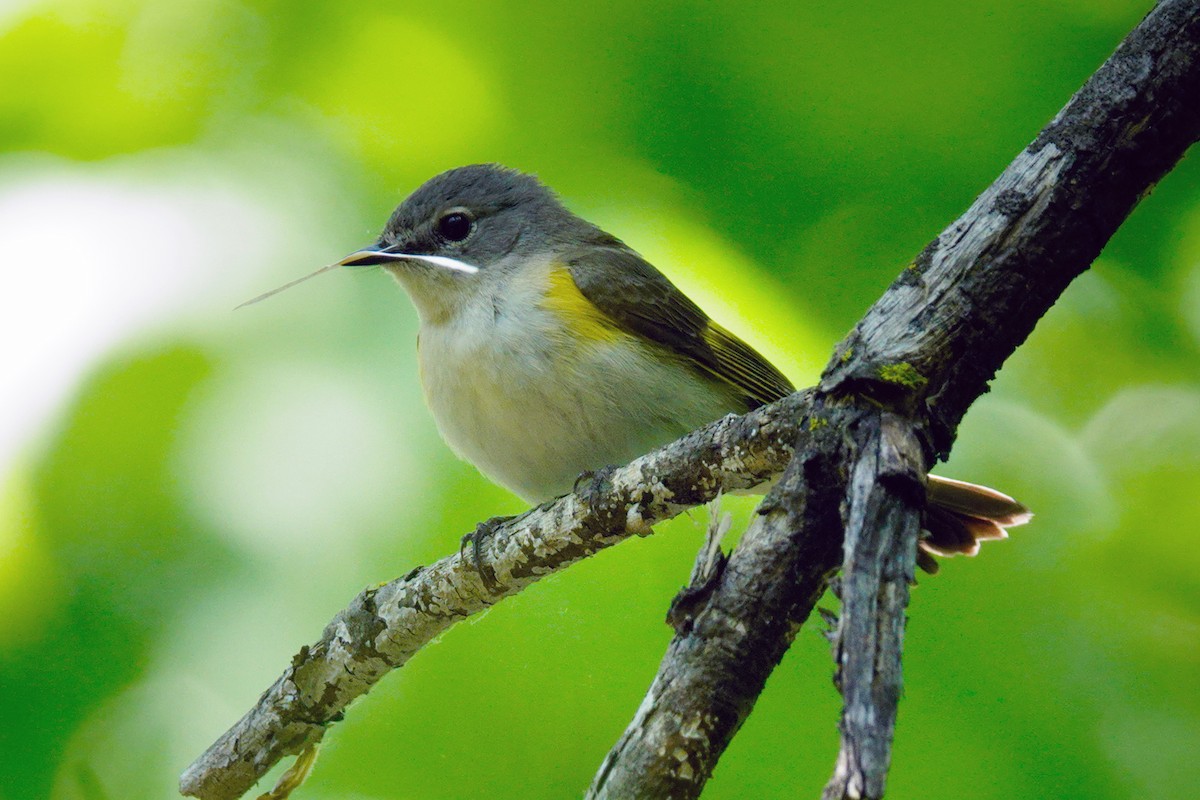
[179,391,813,800]
[182,3,1200,798]
[820,414,925,800]
[586,2,1200,799]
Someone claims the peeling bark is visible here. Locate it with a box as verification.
[587,3,1200,799]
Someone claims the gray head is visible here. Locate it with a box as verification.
[236,165,616,317]
[338,164,615,322]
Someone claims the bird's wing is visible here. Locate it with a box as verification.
[562,246,795,409]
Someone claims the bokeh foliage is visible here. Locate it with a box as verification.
[1,1,1198,799]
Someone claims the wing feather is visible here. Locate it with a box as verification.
[563,246,794,409]
[703,321,795,405]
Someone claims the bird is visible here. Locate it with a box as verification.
[244,163,1030,573]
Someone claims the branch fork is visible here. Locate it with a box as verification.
[183,3,1200,797]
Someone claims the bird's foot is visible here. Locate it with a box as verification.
[460,515,513,593]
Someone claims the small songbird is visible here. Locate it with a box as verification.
[246,164,1029,567]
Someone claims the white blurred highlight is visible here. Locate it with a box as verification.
[0,156,288,472]
[174,361,422,562]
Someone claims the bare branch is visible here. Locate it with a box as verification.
[179,391,812,800]
[821,415,924,800]
[586,3,1200,799]
[588,414,846,799]
[823,0,1200,448]
[183,3,1200,798]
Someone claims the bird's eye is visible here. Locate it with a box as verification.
[436,211,473,242]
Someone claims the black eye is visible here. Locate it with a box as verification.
[437,211,473,242]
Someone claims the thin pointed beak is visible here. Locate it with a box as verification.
[336,245,392,267]
[338,248,480,274]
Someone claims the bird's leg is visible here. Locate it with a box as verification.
[460,515,513,592]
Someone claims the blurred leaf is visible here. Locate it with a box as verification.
[295,13,505,172]
[1,344,234,800]
[0,8,195,157]
[0,466,65,646]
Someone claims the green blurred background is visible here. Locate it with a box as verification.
[1,1,1197,798]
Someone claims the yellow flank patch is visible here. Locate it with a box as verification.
[541,264,625,343]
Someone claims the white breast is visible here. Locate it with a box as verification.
[415,270,738,503]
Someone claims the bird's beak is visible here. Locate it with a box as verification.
[235,245,481,310]
[338,247,480,275]
[336,244,392,267]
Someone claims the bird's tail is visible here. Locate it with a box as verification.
[918,475,1032,573]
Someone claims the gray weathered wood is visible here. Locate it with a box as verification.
[179,391,813,800]
[821,415,924,800]
[183,3,1200,797]
[585,2,1200,799]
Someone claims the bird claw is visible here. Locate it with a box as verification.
[460,515,513,592]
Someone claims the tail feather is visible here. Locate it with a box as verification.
[742,473,1029,572]
[920,475,1030,568]
[921,506,1008,558]
[926,475,1033,527]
